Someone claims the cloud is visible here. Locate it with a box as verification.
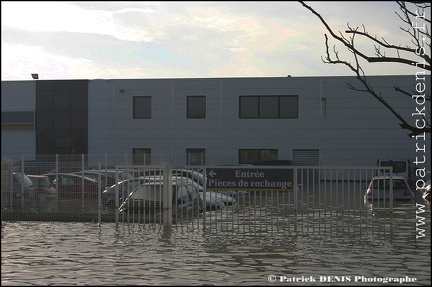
[1,1,429,81]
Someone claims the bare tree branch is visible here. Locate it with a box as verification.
[299,1,431,137]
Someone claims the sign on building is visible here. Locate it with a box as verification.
[206,168,294,191]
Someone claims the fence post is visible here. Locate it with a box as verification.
[163,162,172,227]
[98,162,101,225]
[294,167,298,232]
[115,165,119,226]
[20,155,24,208]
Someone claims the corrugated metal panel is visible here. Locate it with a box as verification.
[293,149,320,166]
[293,149,320,182]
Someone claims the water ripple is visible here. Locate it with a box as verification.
[2,203,431,286]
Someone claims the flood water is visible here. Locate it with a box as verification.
[2,196,431,286]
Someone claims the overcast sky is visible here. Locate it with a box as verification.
[1,1,430,81]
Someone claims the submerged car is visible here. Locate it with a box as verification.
[364,176,414,201]
[10,172,36,204]
[423,180,431,202]
[172,168,248,200]
[119,176,203,216]
[102,177,146,206]
[27,174,58,203]
[73,169,134,189]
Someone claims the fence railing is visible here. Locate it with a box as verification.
[2,156,403,236]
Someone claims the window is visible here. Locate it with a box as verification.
[239,95,298,118]
[239,149,278,164]
[186,149,206,165]
[1,111,35,127]
[187,96,206,118]
[133,96,151,119]
[133,148,151,164]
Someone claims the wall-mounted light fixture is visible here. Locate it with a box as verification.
[321,97,327,118]
[31,73,39,80]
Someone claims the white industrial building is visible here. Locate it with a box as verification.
[1,75,430,170]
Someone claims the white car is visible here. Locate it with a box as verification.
[27,174,58,203]
[119,176,204,216]
[365,176,414,201]
[423,180,431,202]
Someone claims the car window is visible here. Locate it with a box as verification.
[187,184,200,201]
[61,176,75,186]
[127,180,142,192]
[40,177,51,187]
[30,176,51,187]
[13,173,33,188]
[176,185,191,204]
[372,179,407,189]
[131,184,162,201]
[393,179,407,189]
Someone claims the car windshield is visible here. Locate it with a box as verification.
[130,184,163,201]
[31,177,51,187]
[372,179,407,189]
[14,173,33,187]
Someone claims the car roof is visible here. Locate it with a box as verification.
[141,175,196,184]
[371,175,406,180]
[26,174,49,178]
[42,172,98,181]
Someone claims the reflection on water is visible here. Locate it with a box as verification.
[1,197,431,286]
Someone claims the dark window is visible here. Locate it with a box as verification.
[36,110,54,129]
[1,111,34,125]
[37,91,53,110]
[70,91,88,109]
[53,110,71,129]
[239,95,298,118]
[186,149,206,165]
[133,148,151,164]
[239,149,278,164]
[35,80,89,155]
[53,90,71,109]
[187,96,206,118]
[133,96,151,119]
[70,110,88,129]
[260,96,279,118]
[239,96,258,118]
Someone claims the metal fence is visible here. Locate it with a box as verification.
[2,156,400,236]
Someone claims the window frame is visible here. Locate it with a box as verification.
[239,95,298,119]
[238,149,278,164]
[133,96,152,119]
[133,148,152,165]
[186,148,206,165]
[187,96,206,119]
